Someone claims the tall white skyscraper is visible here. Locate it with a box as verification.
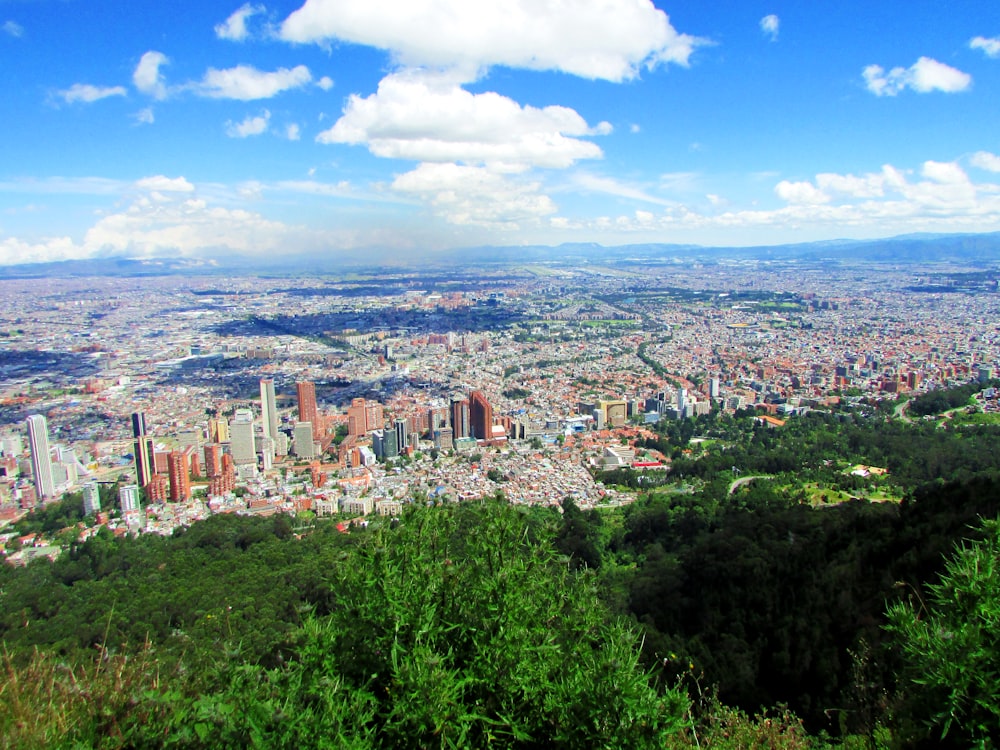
[26,414,55,500]
[259,379,278,442]
[229,408,257,465]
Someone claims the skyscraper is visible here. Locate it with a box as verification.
[26,414,54,500]
[394,418,409,452]
[229,409,256,465]
[259,379,278,442]
[469,391,493,441]
[131,412,154,488]
[167,451,191,502]
[451,398,470,439]
[297,381,322,438]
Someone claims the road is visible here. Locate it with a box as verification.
[727,474,774,495]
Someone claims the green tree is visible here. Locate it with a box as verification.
[886,517,1000,747]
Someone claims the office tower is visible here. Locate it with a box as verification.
[131,412,154,488]
[469,391,493,440]
[676,388,688,413]
[709,377,720,399]
[229,409,256,465]
[208,417,230,443]
[297,381,322,438]
[372,429,398,460]
[26,414,54,500]
[119,484,141,512]
[394,418,409,452]
[293,421,315,459]
[167,451,191,502]
[203,443,222,478]
[451,398,470,439]
[347,397,367,437]
[260,379,279,442]
[82,481,101,516]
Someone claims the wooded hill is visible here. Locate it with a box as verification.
[3,394,1000,748]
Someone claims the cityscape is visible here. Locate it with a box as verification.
[2,247,998,559]
[5,0,1000,744]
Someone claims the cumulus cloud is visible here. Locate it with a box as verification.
[226,110,271,137]
[863,56,971,96]
[215,3,264,41]
[970,36,1000,58]
[0,176,312,265]
[775,180,830,205]
[3,20,24,37]
[392,163,556,228]
[317,76,334,90]
[199,64,312,100]
[760,14,779,41]
[971,151,1000,172]
[318,70,608,170]
[134,51,169,99]
[134,176,195,193]
[773,161,981,214]
[280,0,704,82]
[285,123,301,141]
[57,83,127,104]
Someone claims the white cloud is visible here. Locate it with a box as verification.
[285,123,301,141]
[226,110,271,137]
[574,174,674,206]
[815,172,885,198]
[971,151,1000,172]
[317,76,334,91]
[199,64,312,100]
[135,176,195,193]
[215,3,264,41]
[760,14,779,41]
[318,70,607,169]
[775,180,830,205]
[134,51,169,100]
[57,83,127,104]
[3,20,24,37]
[863,56,971,96]
[392,163,556,228]
[280,0,705,82]
[133,107,155,125]
[970,36,1000,58]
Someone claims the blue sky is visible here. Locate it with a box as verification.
[2,0,1000,264]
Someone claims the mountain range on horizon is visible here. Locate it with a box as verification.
[3,231,1000,279]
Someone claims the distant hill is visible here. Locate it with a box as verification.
[2,231,1000,277]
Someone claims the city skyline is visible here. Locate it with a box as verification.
[3,1,1000,266]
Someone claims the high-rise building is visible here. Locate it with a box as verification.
[208,417,230,443]
[119,484,141,513]
[259,379,279,442]
[469,391,493,440]
[131,412,154,488]
[229,409,256,465]
[26,414,54,500]
[167,451,191,502]
[451,398,470,439]
[293,421,315,459]
[297,381,322,438]
[394,418,409,452]
[82,481,101,516]
[203,443,222,478]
